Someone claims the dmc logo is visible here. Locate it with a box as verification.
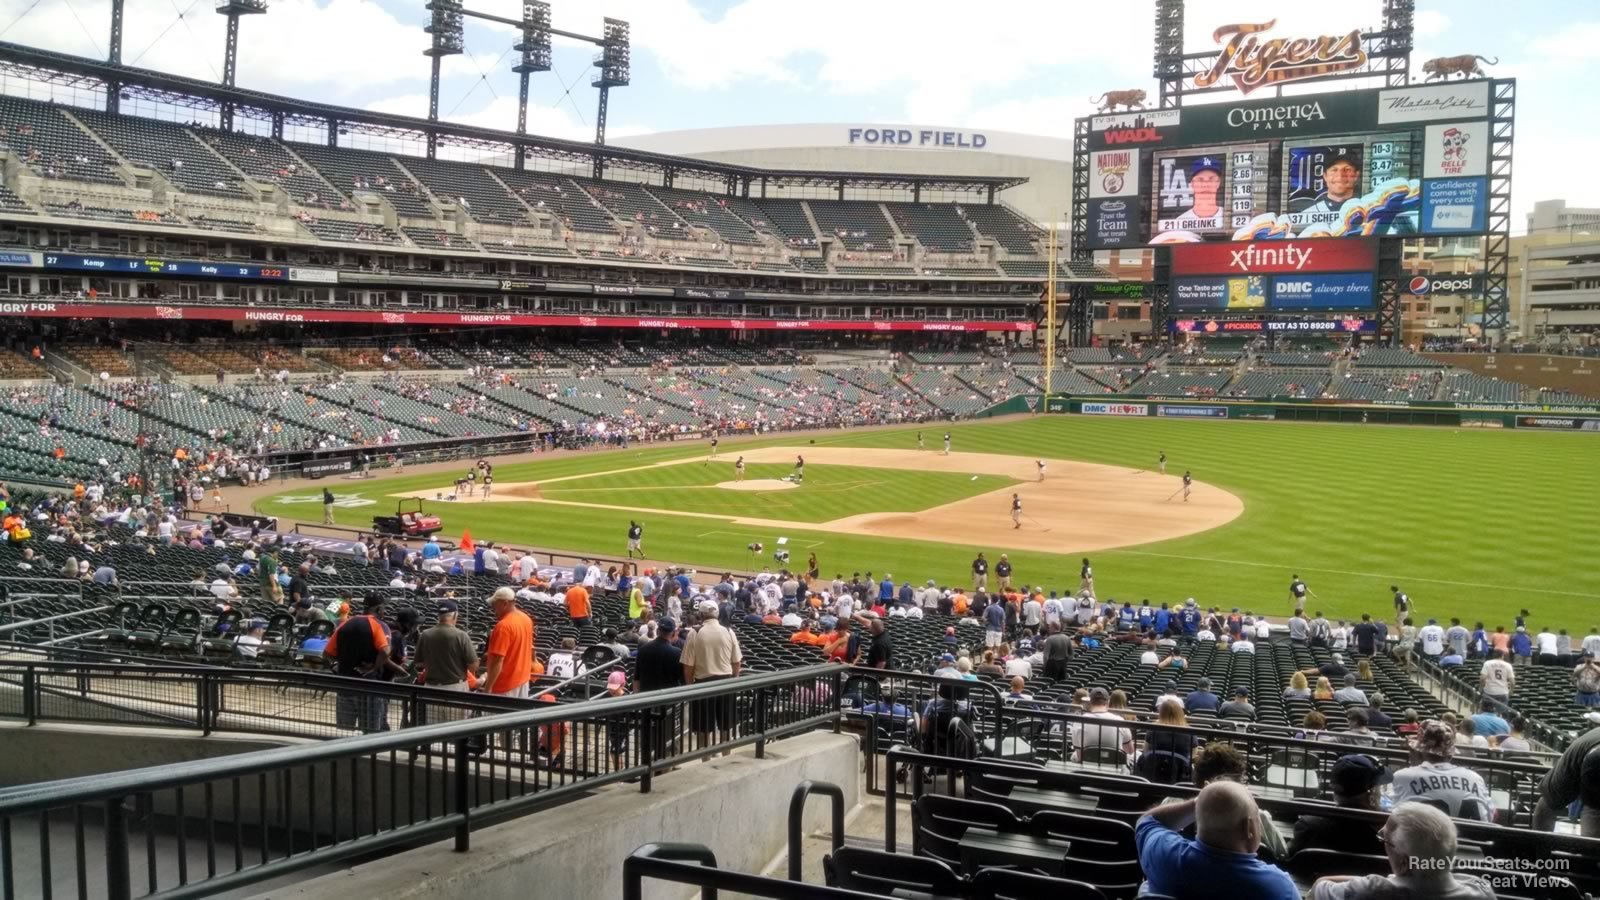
[1281,281,1313,293]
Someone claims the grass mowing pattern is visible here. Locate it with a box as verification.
[537,462,1016,522]
[259,417,1600,630]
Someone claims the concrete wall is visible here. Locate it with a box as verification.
[0,722,293,786]
[252,731,861,900]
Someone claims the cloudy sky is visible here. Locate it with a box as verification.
[0,0,1591,229]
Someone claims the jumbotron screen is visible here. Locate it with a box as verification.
[1084,81,1492,252]
[1147,133,1418,241]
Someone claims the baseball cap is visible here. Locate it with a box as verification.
[490,586,515,603]
[1190,156,1222,178]
[1585,711,1600,726]
[607,671,627,689]
[362,593,385,610]
[1088,687,1111,704]
[698,599,719,613]
[1415,720,1458,758]
[1324,147,1360,169]
[1232,686,1251,697]
[657,616,675,632]
[940,652,956,663]
[1330,754,1392,795]
[246,619,268,631]
[436,600,459,614]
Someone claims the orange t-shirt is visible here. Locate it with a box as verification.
[486,608,535,694]
[952,594,970,616]
[565,585,591,619]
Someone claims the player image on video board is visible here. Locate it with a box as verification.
[1154,154,1228,236]
[1286,145,1364,229]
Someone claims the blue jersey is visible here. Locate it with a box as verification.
[1154,609,1172,634]
[1119,607,1137,629]
[1179,608,1200,634]
[1138,608,1153,629]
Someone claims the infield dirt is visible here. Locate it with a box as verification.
[395,447,1243,554]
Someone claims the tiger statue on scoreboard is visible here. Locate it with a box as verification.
[1088,89,1147,113]
[1421,55,1498,80]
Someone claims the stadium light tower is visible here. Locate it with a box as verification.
[512,1,553,138]
[423,0,466,156]
[215,0,268,130]
[591,17,630,147]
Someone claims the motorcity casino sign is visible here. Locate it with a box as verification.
[1193,20,1367,95]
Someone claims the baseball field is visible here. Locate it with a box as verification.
[256,416,1600,630]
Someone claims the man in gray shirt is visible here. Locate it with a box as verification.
[1287,613,1309,643]
[1042,623,1073,681]
[1445,618,1471,658]
[1333,674,1369,706]
[414,601,478,702]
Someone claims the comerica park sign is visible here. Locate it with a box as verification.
[1194,20,1368,95]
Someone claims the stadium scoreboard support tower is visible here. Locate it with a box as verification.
[423,1,628,167]
[1067,0,1513,348]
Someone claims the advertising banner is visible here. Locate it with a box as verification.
[1082,402,1149,417]
[0,252,38,267]
[1421,177,1487,233]
[1171,239,1378,276]
[0,300,1035,333]
[1377,82,1492,124]
[1090,149,1141,198]
[1158,405,1229,418]
[1088,110,1180,150]
[1424,122,1489,178]
[1405,274,1484,296]
[1086,282,1148,299]
[1173,275,1266,310]
[1175,90,1380,146]
[1269,273,1376,309]
[1168,317,1377,334]
[1087,198,1139,249]
[1516,416,1600,432]
[288,267,339,284]
[301,458,354,478]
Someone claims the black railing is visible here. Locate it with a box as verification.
[0,664,843,900]
[843,670,1555,827]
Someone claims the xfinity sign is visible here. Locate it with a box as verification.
[1170,239,1378,276]
[1406,274,1484,295]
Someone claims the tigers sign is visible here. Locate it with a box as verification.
[1194,20,1368,95]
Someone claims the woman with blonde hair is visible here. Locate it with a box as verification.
[1358,658,1374,683]
[976,650,1006,677]
[1313,676,1335,701]
[1140,698,1196,780]
[1108,689,1134,720]
[1283,671,1311,700]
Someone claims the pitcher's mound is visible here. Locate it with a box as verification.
[716,479,797,492]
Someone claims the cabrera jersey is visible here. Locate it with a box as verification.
[1391,763,1491,820]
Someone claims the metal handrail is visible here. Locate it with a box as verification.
[0,662,842,810]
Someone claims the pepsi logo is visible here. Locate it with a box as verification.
[1408,276,1431,295]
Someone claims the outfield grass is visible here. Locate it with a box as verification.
[258,417,1600,631]
[535,462,1016,522]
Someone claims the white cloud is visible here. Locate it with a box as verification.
[1412,10,1451,38]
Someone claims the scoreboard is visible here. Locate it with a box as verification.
[1084,81,1493,262]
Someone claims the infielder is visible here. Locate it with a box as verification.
[1158,451,1167,475]
[917,431,925,451]
[706,437,719,464]
[627,520,644,559]
[1182,470,1193,502]
[734,456,746,481]
[793,454,805,482]
[943,432,951,456]
[481,474,493,500]
[1011,493,1022,529]
[1036,459,1046,481]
